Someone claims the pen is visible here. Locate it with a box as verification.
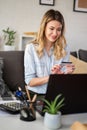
[32,94,37,102]
[25,86,37,118]
[25,85,31,102]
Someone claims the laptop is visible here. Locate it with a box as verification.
[36,74,87,116]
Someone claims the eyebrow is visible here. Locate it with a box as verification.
[49,26,62,29]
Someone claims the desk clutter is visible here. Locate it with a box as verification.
[0,86,37,121]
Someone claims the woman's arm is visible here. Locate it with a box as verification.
[24,44,49,87]
[29,76,49,87]
[24,44,36,85]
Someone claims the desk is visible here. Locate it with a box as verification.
[0,110,87,130]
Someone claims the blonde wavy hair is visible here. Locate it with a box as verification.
[33,9,67,60]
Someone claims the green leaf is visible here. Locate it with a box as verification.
[42,94,65,114]
[2,27,16,45]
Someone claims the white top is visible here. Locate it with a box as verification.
[24,43,70,94]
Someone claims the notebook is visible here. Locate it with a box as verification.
[36,74,87,116]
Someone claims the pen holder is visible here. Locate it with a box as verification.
[20,102,36,121]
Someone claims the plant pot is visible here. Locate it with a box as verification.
[44,112,61,129]
[4,45,15,51]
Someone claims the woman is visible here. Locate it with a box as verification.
[24,9,75,94]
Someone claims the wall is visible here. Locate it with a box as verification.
[0,0,87,51]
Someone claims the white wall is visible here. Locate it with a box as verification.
[0,0,87,51]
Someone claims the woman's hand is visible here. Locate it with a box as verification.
[51,64,63,74]
[51,63,75,74]
[61,64,75,74]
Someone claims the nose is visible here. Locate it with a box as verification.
[53,30,57,36]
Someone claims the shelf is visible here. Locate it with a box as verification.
[19,32,37,50]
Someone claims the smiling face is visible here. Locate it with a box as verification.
[45,20,62,44]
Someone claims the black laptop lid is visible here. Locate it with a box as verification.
[44,74,87,115]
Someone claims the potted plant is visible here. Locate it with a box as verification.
[2,27,16,51]
[42,94,65,129]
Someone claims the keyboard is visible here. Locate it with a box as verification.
[0,100,24,113]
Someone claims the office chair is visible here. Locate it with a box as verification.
[78,49,87,62]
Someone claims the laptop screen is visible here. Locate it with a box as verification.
[44,74,87,115]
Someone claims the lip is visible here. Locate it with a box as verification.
[51,36,57,41]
